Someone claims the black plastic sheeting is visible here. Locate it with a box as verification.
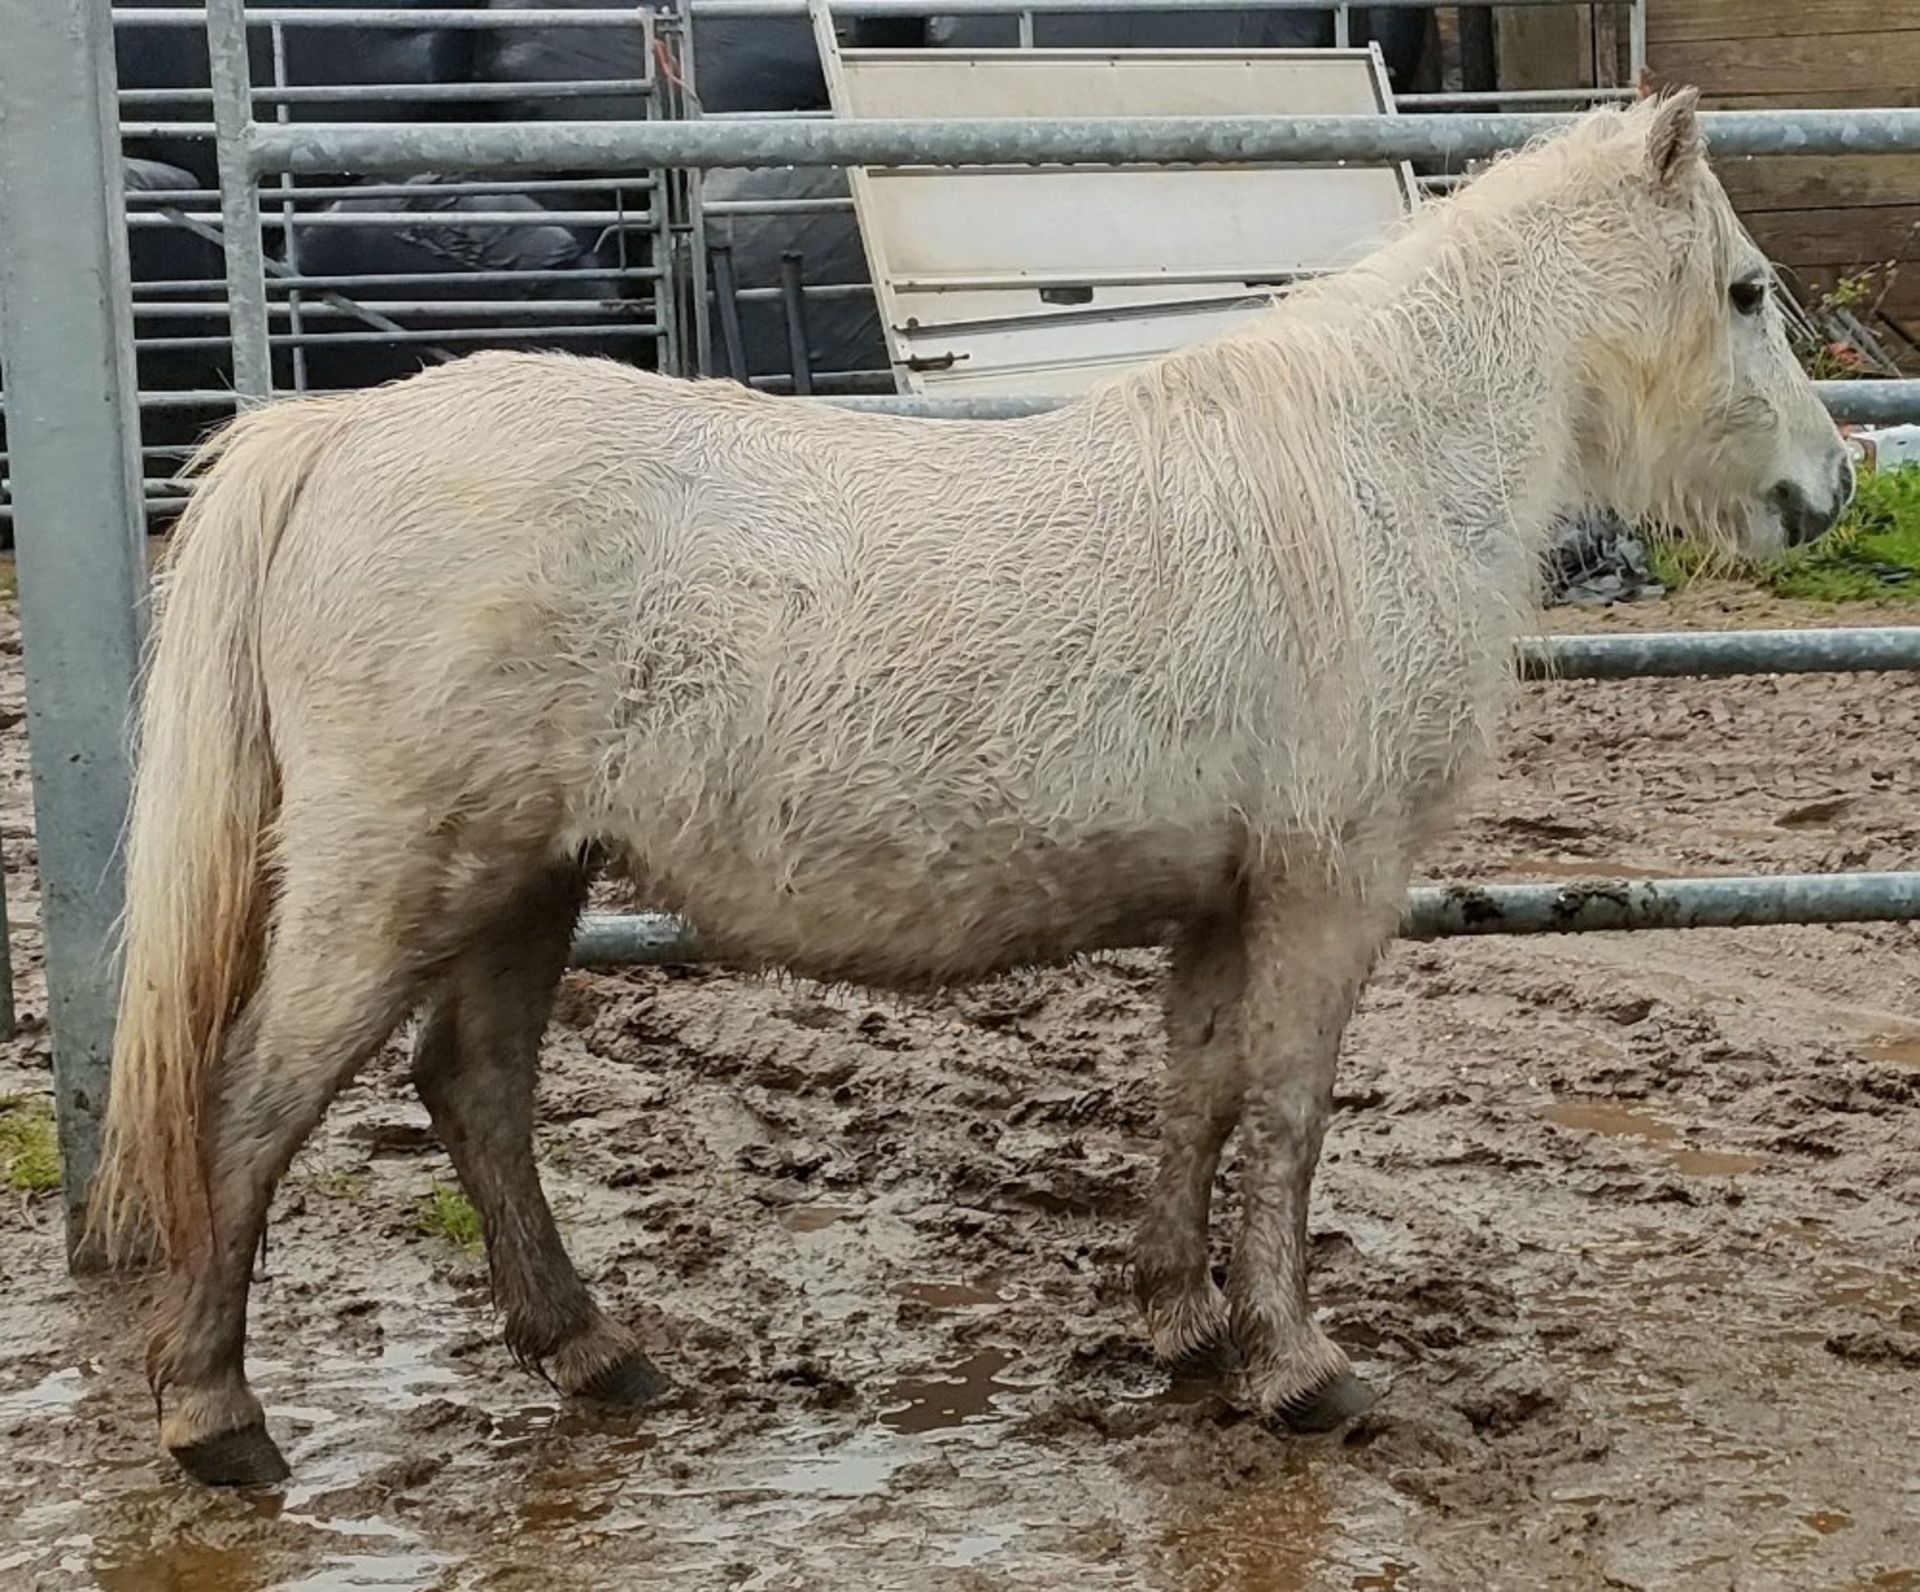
[1545,511,1669,608]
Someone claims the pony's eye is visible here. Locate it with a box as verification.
[1730,278,1767,317]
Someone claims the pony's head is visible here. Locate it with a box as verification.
[1548,90,1853,556]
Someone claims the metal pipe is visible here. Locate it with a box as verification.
[1403,872,1920,939]
[248,110,1920,177]
[0,0,149,1256]
[126,209,656,228]
[708,242,751,381]
[1400,87,1634,106]
[690,0,1586,11]
[568,870,1920,966]
[702,196,855,217]
[133,299,637,317]
[114,5,660,25]
[123,176,658,205]
[205,0,273,400]
[120,78,654,106]
[16,380,1920,424]
[791,381,1920,422]
[779,251,815,396]
[1519,627,1920,680]
[137,323,662,351]
[131,266,663,291]
[112,0,1607,22]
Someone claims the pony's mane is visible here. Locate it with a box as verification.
[1085,95,1743,677]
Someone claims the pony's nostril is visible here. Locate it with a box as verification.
[1769,480,1838,548]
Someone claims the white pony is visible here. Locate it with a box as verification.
[94,91,1850,1486]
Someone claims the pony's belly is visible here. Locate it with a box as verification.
[626,823,1234,988]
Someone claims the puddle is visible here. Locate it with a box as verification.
[0,1366,87,1421]
[782,1204,856,1233]
[895,1279,1004,1310]
[879,1349,1021,1433]
[1543,1100,1765,1176]
[278,1551,458,1591]
[1864,1037,1920,1070]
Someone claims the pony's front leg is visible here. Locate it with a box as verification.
[1228,877,1398,1432]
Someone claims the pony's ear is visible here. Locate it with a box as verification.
[1645,86,1703,193]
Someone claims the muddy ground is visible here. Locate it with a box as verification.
[0,587,1915,1591]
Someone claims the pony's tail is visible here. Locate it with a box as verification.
[89,396,344,1264]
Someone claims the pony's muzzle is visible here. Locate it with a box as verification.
[1768,454,1854,548]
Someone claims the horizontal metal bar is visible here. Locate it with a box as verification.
[132,267,661,292]
[122,78,653,106]
[248,110,1920,177]
[1522,627,1920,680]
[702,196,856,217]
[136,322,661,350]
[568,870,1920,964]
[688,0,1582,11]
[14,382,1918,423]
[728,282,872,303]
[114,0,1590,24]
[1400,87,1634,107]
[126,209,650,228]
[1822,382,1920,424]
[118,121,217,139]
[891,266,1296,291]
[1403,872,1920,939]
[133,298,633,318]
[798,382,1920,422]
[113,7,654,28]
[126,178,657,204]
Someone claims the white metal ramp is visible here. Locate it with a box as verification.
[809,10,1417,397]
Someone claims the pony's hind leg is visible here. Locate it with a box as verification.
[1228,876,1399,1434]
[1133,916,1248,1366]
[410,864,666,1408]
[152,854,422,1486]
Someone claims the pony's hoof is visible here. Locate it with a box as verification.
[576,1353,670,1409]
[169,1422,291,1488]
[1277,1371,1376,1435]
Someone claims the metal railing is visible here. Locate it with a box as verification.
[4,0,1920,1260]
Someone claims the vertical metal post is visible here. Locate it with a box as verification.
[708,241,750,380]
[1627,0,1648,81]
[205,0,273,401]
[780,251,815,395]
[270,21,307,393]
[1017,10,1036,49]
[1333,5,1352,50]
[0,0,149,1257]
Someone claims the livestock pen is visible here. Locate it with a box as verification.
[0,3,1918,1584]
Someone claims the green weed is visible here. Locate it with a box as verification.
[1653,463,1920,604]
[0,1095,60,1194]
[416,1181,482,1250]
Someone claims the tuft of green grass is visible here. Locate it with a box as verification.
[1653,463,1920,603]
[1769,462,1920,602]
[0,1095,61,1194]
[305,1165,370,1202]
[416,1181,482,1250]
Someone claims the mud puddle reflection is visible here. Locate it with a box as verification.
[1542,1098,1765,1176]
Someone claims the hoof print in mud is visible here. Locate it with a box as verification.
[169,1423,291,1489]
[1276,1371,1377,1435]
[576,1354,671,1409]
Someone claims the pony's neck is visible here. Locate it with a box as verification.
[1314,199,1619,565]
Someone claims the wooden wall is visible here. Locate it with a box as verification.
[1647,0,1920,360]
